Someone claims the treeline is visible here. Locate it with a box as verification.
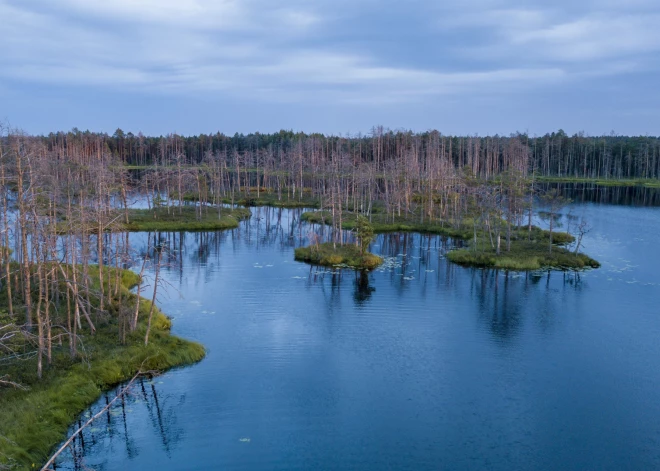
[38,127,660,179]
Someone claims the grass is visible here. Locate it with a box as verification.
[301,210,599,271]
[221,193,320,209]
[537,176,660,188]
[294,242,383,270]
[120,206,251,232]
[172,188,322,209]
[447,235,600,271]
[301,211,473,239]
[0,267,205,470]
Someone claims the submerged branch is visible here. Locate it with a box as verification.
[40,367,158,471]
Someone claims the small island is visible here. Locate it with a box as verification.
[56,206,252,234]
[447,234,601,270]
[295,242,383,270]
[295,215,383,270]
[300,194,601,272]
[121,206,251,232]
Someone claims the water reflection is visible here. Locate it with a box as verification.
[127,206,594,333]
[57,379,184,470]
[54,203,660,471]
[353,271,375,305]
[544,182,660,206]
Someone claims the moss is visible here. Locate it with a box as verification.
[0,268,205,470]
[221,193,320,209]
[56,207,251,234]
[445,219,599,271]
[447,241,600,271]
[301,211,598,271]
[172,188,321,209]
[294,243,383,270]
[301,211,473,239]
[537,176,660,188]
[121,206,251,232]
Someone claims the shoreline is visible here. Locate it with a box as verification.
[0,271,205,470]
[294,242,383,270]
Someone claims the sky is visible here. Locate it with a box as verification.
[1,0,659,137]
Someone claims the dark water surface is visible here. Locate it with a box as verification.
[57,203,660,471]
[545,182,660,206]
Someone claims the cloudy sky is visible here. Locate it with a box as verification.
[1,0,659,136]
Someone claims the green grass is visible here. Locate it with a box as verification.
[301,211,598,271]
[294,243,383,270]
[301,211,473,239]
[221,193,320,209]
[447,240,600,271]
[171,188,321,209]
[537,176,660,188]
[121,206,251,231]
[444,221,599,271]
[0,268,205,470]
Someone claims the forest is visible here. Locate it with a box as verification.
[44,127,660,180]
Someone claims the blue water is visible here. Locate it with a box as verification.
[56,203,660,471]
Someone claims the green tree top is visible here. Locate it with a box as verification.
[355,215,375,255]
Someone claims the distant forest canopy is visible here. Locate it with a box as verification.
[18,127,660,179]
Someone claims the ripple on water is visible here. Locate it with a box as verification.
[55,205,660,471]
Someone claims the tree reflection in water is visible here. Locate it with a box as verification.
[353,271,375,305]
[56,379,185,471]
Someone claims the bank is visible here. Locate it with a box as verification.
[0,269,205,470]
[537,176,660,188]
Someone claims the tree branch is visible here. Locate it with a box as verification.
[40,369,153,471]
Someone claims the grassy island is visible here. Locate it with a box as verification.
[0,267,205,470]
[227,195,317,208]
[446,224,601,270]
[447,241,600,270]
[121,206,251,232]
[295,243,383,270]
[219,192,319,209]
[301,210,600,271]
[175,189,321,209]
[301,211,473,239]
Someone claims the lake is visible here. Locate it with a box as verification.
[55,200,660,471]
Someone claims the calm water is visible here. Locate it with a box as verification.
[56,202,660,471]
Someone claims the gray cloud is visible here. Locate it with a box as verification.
[0,0,658,134]
[0,0,584,101]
